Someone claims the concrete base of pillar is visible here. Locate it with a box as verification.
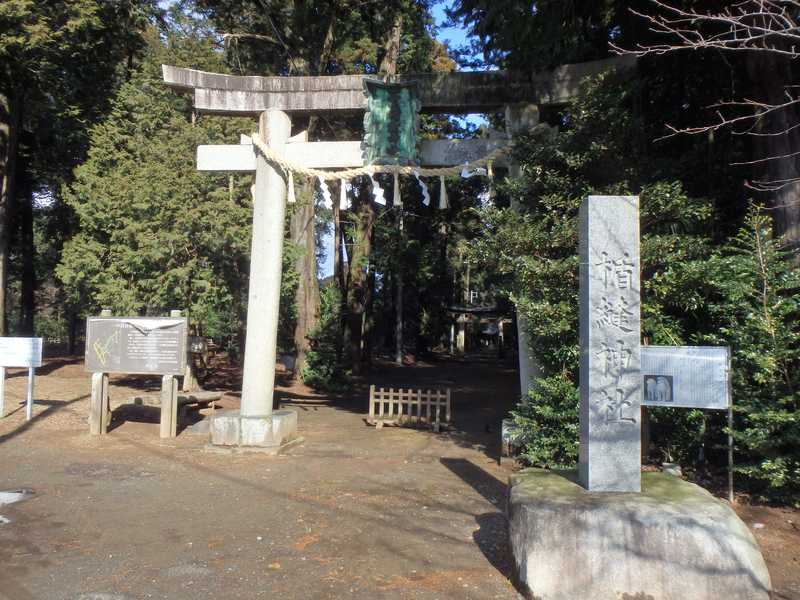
[208,409,299,454]
[508,469,771,600]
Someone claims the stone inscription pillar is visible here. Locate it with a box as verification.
[240,109,291,418]
[579,195,641,492]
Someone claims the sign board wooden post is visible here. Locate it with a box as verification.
[89,372,109,435]
[160,307,180,436]
[0,337,43,420]
[159,374,178,438]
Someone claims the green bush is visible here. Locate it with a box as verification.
[697,211,800,503]
[301,285,349,391]
[512,375,579,469]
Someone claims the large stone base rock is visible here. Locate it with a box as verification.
[209,409,299,454]
[508,469,770,600]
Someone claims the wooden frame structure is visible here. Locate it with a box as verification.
[368,385,451,431]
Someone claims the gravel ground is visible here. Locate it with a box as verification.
[0,354,796,600]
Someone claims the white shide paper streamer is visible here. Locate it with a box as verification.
[414,171,430,206]
[318,176,333,209]
[339,180,350,210]
[370,175,386,206]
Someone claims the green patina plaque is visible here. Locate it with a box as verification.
[362,79,420,166]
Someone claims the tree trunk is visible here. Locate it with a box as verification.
[334,192,342,288]
[364,268,375,368]
[381,11,404,363]
[395,208,404,364]
[346,184,375,374]
[286,12,337,377]
[379,13,402,76]
[230,257,248,366]
[339,207,352,362]
[68,310,77,355]
[0,90,21,336]
[745,53,800,252]
[19,184,35,335]
[289,175,320,376]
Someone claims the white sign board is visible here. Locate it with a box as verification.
[0,337,43,368]
[641,346,730,410]
[0,337,42,421]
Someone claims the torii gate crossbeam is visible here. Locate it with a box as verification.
[163,56,634,116]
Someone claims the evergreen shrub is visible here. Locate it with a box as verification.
[302,285,349,391]
[474,71,800,504]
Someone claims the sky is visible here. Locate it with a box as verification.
[431,2,471,51]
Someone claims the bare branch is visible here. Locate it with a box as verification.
[746,182,786,192]
[611,0,800,58]
[653,95,800,140]
[220,32,280,44]
[733,121,800,137]
[747,179,800,195]
[732,149,800,165]
[619,1,800,197]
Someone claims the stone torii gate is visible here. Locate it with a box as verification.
[162,56,634,451]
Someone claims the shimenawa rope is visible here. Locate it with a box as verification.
[250,132,509,181]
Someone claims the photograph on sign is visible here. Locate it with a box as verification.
[641,346,730,410]
[85,317,187,375]
[644,375,672,404]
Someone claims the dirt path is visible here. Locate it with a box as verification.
[0,354,797,600]
[0,354,522,600]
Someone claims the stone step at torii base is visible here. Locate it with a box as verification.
[207,408,301,455]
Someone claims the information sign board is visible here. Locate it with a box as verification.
[641,346,730,410]
[85,317,187,375]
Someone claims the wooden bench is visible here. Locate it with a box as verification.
[367,385,451,432]
[101,390,223,436]
[115,390,222,416]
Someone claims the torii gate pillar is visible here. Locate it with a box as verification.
[242,109,289,417]
[210,109,299,450]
